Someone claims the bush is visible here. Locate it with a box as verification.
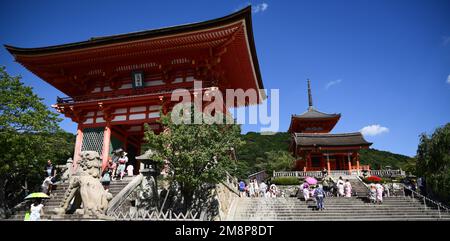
[271,176,300,185]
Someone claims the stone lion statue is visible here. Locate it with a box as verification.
[54,151,113,219]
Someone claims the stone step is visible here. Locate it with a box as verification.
[237,211,447,216]
[237,206,428,210]
[235,216,450,221]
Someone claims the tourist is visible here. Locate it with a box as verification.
[253,179,260,197]
[41,176,53,195]
[44,160,56,177]
[272,184,279,197]
[383,183,390,197]
[418,177,426,195]
[101,169,111,191]
[375,182,384,204]
[117,152,128,180]
[314,184,326,211]
[302,183,310,202]
[108,157,117,180]
[298,182,306,198]
[321,168,328,177]
[322,179,329,196]
[310,184,316,197]
[344,179,352,197]
[369,184,377,203]
[29,199,44,221]
[238,180,246,197]
[259,181,267,197]
[249,180,255,197]
[336,177,345,197]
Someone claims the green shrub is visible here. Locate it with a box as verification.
[271,176,300,185]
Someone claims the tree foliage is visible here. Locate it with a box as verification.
[144,104,243,210]
[416,123,450,203]
[0,66,75,218]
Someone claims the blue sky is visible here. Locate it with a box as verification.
[1,0,449,157]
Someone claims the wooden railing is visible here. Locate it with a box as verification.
[56,82,212,105]
[273,171,323,178]
[369,169,405,177]
[273,169,406,178]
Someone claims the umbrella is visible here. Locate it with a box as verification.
[305,177,318,185]
[24,192,50,200]
[367,176,382,183]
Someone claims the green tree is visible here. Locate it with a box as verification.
[144,104,243,210]
[261,150,295,175]
[0,66,75,218]
[416,123,450,203]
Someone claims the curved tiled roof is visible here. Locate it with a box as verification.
[292,107,341,119]
[293,132,372,147]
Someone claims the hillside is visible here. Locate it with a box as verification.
[234,132,415,179]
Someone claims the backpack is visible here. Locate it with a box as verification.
[315,188,324,197]
[239,182,245,191]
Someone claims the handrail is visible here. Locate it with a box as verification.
[222,172,240,196]
[107,174,144,215]
[356,175,370,190]
[400,183,450,217]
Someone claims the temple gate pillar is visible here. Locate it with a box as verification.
[72,123,83,172]
[326,153,331,175]
[356,152,361,175]
[101,123,112,171]
[347,153,352,175]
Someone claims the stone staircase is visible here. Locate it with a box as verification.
[231,196,450,221]
[349,179,369,197]
[9,176,134,221]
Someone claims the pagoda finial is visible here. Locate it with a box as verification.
[307,79,313,110]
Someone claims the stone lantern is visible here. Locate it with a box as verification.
[136,149,159,178]
[135,149,159,210]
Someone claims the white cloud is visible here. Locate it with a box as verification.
[325,79,342,89]
[447,74,450,84]
[253,3,269,13]
[360,124,389,136]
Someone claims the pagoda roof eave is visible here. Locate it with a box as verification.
[293,132,373,147]
[291,109,341,120]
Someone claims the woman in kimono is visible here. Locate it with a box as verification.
[117,152,128,180]
[302,183,310,202]
[375,183,384,204]
[336,177,345,197]
[344,179,352,197]
[369,184,377,203]
[269,184,277,198]
[249,180,255,197]
[253,179,260,197]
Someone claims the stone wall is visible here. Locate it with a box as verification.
[214,181,240,220]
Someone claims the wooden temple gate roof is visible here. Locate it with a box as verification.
[4,6,265,104]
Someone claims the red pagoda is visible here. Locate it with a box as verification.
[5,7,264,172]
[289,80,372,174]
